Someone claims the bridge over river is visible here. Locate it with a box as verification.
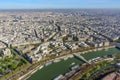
[73,53,91,64]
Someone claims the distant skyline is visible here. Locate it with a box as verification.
[0,0,120,9]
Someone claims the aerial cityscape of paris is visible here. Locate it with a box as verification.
[0,0,120,80]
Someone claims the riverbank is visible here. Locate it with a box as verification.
[25,47,120,80]
[18,54,75,80]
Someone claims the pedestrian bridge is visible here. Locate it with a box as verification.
[73,53,91,64]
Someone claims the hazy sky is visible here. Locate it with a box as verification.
[0,0,120,9]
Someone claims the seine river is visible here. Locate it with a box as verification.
[28,48,120,80]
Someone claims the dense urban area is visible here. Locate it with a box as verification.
[0,9,120,80]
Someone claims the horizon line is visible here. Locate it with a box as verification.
[0,7,120,10]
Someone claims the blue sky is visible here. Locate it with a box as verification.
[0,0,120,9]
